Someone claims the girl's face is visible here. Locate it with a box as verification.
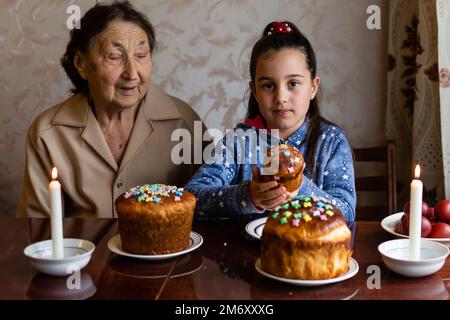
[251,48,320,140]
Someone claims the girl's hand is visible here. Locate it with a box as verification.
[250,166,289,210]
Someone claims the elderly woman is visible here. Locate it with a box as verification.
[17,1,202,218]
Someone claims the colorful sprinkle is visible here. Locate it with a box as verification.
[153,197,161,203]
[316,202,325,208]
[271,195,338,227]
[124,184,184,205]
[293,213,302,219]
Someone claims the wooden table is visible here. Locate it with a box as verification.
[1,218,449,300]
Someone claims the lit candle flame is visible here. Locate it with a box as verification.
[414,164,420,179]
[51,167,58,180]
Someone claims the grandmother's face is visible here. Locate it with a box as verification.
[76,20,152,110]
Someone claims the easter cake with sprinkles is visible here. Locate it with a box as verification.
[262,144,304,192]
[261,195,352,280]
[115,184,196,255]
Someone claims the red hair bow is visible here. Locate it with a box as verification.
[268,22,292,35]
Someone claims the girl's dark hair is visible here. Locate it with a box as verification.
[247,21,330,179]
[61,0,155,95]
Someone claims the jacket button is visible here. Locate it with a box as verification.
[116,182,123,189]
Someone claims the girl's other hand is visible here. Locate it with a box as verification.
[250,166,288,210]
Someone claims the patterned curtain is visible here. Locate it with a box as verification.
[386,0,447,209]
[437,0,450,200]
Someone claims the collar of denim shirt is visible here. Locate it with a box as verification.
[282,114,310,146]
[239,114,310,147]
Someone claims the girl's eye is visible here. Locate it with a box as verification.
[288,81,301,88]
[262,83,274,91]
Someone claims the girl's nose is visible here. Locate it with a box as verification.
[275,88,288,104]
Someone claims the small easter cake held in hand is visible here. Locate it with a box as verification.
[262,144,304,192]
[261,195,352,280]
[115,184,196,255]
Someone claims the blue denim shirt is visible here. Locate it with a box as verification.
[185,117,356,221]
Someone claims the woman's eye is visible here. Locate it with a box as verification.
[135,53,148,59]
[107,54,123,61]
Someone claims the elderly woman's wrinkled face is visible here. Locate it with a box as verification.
[76,20,152,110]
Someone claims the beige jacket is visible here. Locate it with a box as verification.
[17,84,203,218]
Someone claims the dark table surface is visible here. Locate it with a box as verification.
[1,218,449,300]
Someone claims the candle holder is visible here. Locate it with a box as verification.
[378,239,449,277]
[24,238,95,277]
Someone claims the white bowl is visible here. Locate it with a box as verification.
[378,239,449,277]
[381,212,450,247]
[24,238,95,277]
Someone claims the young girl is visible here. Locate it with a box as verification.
[185,21,356,221]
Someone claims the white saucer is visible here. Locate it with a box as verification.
[107,232,203,260]
[381,212,450,247]
[245,217,267,240]
[255,257,359,286]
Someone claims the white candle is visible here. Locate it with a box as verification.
[408,164,422,260]
[49,167,64,259]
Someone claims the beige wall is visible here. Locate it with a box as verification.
[0,0,388,216]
